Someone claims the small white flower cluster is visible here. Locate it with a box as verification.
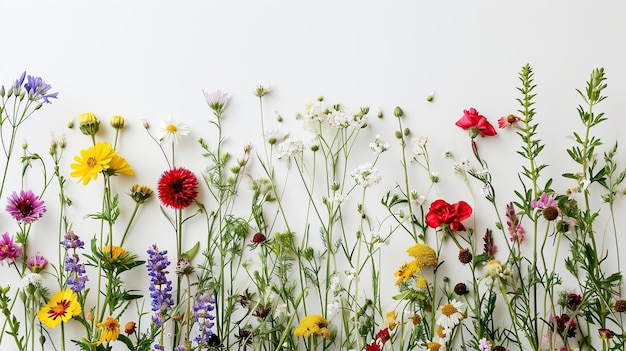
[327,109,367,129]
[328,193,349,205]
[410,135,429,160]
[345,267,359,282]
[350,162,382,188]
[369,134,389,154]
[277,137,304,159]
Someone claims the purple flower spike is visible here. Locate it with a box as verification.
[6,189,47,223]
[147,244,174,326]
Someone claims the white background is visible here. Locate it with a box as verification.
[2,1,626,350]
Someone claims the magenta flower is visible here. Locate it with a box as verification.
[505,202,525,243]
[6,189,47,223]
[531,192,557,209]
[27,254,48,273]
[0,232,22,262]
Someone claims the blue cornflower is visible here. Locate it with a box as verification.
[147,244,174,326]
[193,291,216,346]
[24,74,58,103]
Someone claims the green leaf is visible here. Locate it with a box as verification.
[181,241,200,260]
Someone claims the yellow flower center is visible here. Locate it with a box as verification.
[441,303,458,317]
[87,157,97,168]
[166,124,178,133]
[436,325,447,338]
[427,342,442,351]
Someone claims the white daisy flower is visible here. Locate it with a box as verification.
[158,118,189,144]
[435,299,465,329]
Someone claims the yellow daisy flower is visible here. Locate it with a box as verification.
[36,289,82,328]
[293,314,331,340]
[70,141,116,185]
[407,243,438,270]
[416,275,428,289]
[106,154,134,176]
[96,316,120,345]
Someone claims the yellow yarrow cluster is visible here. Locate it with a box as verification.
[394,243,438,285]
[293,314,331,340]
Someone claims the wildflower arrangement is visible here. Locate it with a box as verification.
[0,64,625,351]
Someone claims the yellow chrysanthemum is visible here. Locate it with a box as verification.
[293,314,331,340]
[107,154,134,176]
[96,316,120,345]
[394,260,418,285]
[407,243,438,270]
[36,289,82,328]
[386,310,397,331]
[70,141,116,185]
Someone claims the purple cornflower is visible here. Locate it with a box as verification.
[0,232,21,263]
[193,291,216,346]
[6,189,47,223]
[60,231,85,249]
[27,254,48,273]
[24,74,58,103]
[147,244,174,326]
[65,253,88,292]
[505,202,525,243]
[482,229,497,260]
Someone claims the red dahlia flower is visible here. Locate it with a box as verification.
[157,167,198,209]
[455,108,497,138]
[425,199,473,231]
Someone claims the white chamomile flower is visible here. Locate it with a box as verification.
[435,299,465,329]
[158,118,189,144]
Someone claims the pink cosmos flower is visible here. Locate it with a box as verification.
[0,232,22,262]
[6,189,47,223]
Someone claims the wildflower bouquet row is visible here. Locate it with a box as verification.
[0,64,624,351]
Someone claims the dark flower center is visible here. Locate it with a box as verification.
[17,200,34,216]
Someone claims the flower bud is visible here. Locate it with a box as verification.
[393,106,404,118]
[130,184,153,204]
[0,85,4,97]
[377,110,383,119]
[615,299,626,313]
[252,232,267,243]
[124,321,137,335]
[110,115,125,129]
[426,91,435,102]
[142,119,150,129]
[317,96,324,102]
[454,283,468,295]
[78,112,100,136]
[395,130,403,139]
[458,248,473,264]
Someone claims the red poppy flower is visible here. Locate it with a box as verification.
[425,199,472,231]
[157,167,198,209]
[455,108,497,137]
